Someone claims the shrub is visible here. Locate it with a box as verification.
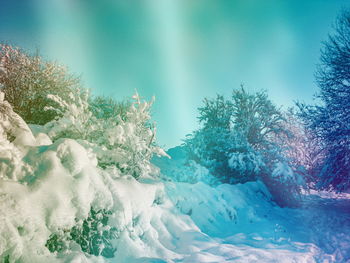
[185,127,264,184]
[89,95,130,122]
[46,207,118,258]
[262,162,305,207]
[184,87,307,206]
[185,87,284,184]
[44,89,166,178]
[0,44,80,125]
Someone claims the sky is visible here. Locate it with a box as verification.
[0,0,349,148]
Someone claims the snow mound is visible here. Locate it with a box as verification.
[0,129,327,262]
[0,93,342,262]
[152,146,219,185]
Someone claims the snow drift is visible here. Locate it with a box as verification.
[0,91,347,262]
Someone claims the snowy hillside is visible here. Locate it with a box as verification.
[0,136,327,262]
[0,43,350,262]
[1,100,349,263]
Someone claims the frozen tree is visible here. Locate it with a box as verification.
[298,10,350,191]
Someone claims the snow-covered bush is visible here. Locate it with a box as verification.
[0,44,80,125]
[262,162,305,207]
[0,91,118,261]
[184,91,253,184]
[46,208,118,258]
[184,87,308,207]
[184,87,284,185]
[228,149,264,184]
[0,93,169,261]
[89,95,130,123]
[184,127,233,177]
[0,91,36,181]
[185,126,265,184]
[44,89,166,179]
[185,127,262,183]
[43,89,93,140]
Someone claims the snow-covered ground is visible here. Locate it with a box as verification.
[154,147,350,263]
[1,96,350,262]
[1,139,349,262]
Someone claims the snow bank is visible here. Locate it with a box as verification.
[0,130,197,262]
[152,146,219,185]
[165,181,332,262]
[0,123,327,262]
[0,93,339,262]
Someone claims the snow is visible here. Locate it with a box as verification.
[1,93,350,262]
[152,146,219,185]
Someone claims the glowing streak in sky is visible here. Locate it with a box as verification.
[150,0,194,141]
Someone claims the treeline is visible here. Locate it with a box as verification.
[183,10,350,206]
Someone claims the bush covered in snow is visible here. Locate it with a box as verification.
[42,88,166,179]
[184,87,306,206]
[185,87,283,181]
[262,162,305,207]
[0,43,168,260]
[0,43,166,179]
[46,208,118,258]
[0,44,80,125]
[0,43,171,261]
[0,89,173,262]
[185,126,265,184]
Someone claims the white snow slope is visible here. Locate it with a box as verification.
[1,105,350,262]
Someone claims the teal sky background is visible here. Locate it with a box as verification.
[0,0,349,148]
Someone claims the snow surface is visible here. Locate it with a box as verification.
[1,96,350,262]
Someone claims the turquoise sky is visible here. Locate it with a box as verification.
[0,0,349,148]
